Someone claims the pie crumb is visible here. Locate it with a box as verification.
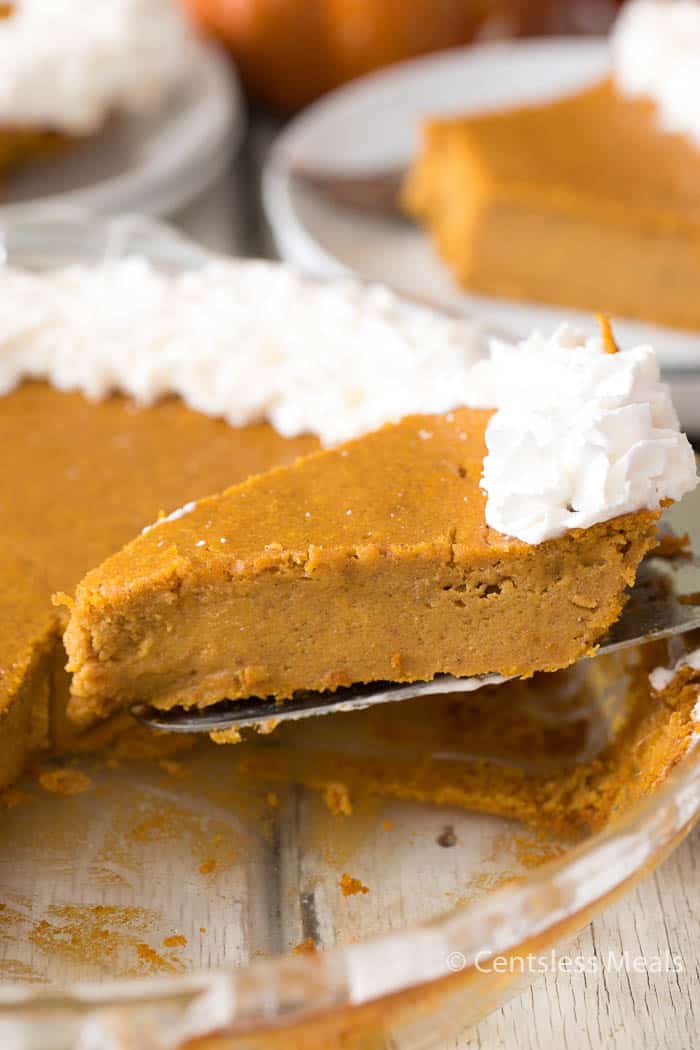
[292,937,317,954]
[163,934,187,948]
[38,768,93,796]
[340,873,369,897]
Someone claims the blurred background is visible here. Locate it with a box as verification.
[178,0,629,254]
[185,0,625,114]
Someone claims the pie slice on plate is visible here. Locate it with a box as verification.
[402,3,700,331]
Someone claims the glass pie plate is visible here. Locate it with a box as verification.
[0,215,698,1050]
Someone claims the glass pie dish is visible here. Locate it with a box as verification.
[0,215,698,1050]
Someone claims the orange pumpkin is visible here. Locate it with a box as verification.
[183,0,550,112]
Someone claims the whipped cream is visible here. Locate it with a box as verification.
[0,257,482,446]
[0,258,695,546]
[472,326,698,544]
[0,0,196,134]
[612,0,700,146]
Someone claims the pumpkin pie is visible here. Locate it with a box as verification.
[0,381,315,788]
[402,79,700,331]
[63,407,660,726]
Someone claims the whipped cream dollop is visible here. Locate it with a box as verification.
[612,0,700,146]
[0,258,695,546]
[649,647,700,693]
[471,326,698,544]
[0,257,482,446]
[0,0,196,134]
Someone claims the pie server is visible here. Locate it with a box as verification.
[131,555,700,735]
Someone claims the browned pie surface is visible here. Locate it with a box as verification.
[64,407,659,724]
[0,381,316,784]
[403,79,700,330]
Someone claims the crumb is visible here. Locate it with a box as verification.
[163,934,187,948]
[340,873,369,897]
[266,792,280,808]
[323,781,352,816]
[381,819,393,832]
[199,858,217,875]
[292,937,317,955]
[678,592,700,606]
[38,768,93,796]
[199,927,207,934]
[210,726,242,744]
[136,943,174,971]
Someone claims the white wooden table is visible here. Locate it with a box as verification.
[463,827,699,1049]
[174,121,700,1050]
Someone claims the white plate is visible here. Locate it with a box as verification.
[263,38,700,432]
[0,40,244,221]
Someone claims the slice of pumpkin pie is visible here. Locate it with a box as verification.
[63,407,658,724]
[402,0,700,331]
[63,325,697,724]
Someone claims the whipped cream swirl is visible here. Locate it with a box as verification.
[612,0,700,146]
[472,326,698,544]
[0,0,196,134]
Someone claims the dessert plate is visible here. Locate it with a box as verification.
[263,38,700,433]
[0,40,243,221]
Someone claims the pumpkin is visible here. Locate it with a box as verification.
[183,0,550,112]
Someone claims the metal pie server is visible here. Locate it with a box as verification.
[131,553,700,735]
